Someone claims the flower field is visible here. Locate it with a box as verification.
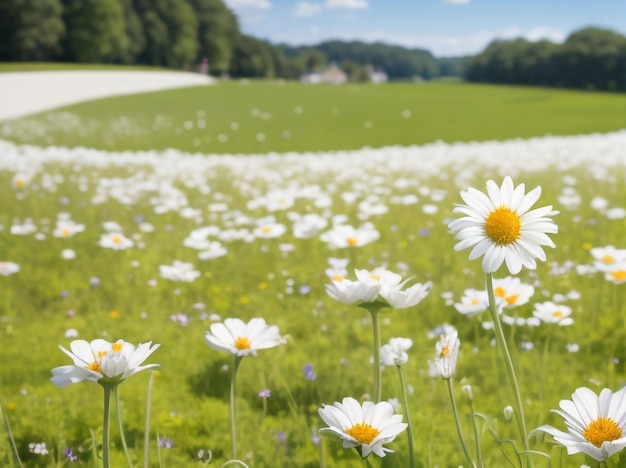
[1,129,625,467]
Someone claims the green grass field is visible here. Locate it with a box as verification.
[2,80,625,154]
[0,76,625,467]
[0,62,172,73]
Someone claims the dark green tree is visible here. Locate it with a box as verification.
[61,0,131,63]
[120,0,145,63]
[555,27,626,90]
[341,60,369,82]
[229,34,276,78]
[133,0,198,68]
[188,0,239,73]
[297,48,327,72]
[0,0,65,61]
[465,28,626,91]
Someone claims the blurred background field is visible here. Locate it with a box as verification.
[2,80,625,154]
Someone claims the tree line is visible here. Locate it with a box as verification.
[1,0,624,91]
[465,27,626,91]
[0,0,466,80]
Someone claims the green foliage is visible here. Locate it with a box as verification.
[229,35,277,78]
[189,0,239,73]
[61,0,131,63]
[0,0,65,61]
[133,0,198,69]
[341,60,370,82]
[466,27,626,91]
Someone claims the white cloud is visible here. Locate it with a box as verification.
[293,2,324,18]
[224,0,271,10]
[325,0,368,10]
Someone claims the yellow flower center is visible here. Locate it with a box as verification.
[332,275,344,282]
[440,346,450,357]
[485,207,521,246]
[611,270,626,282]
[15,178,26,188]
[506,294,519,305]
[87,361,102,373]
[112,342,123,353]
[261,226,272,234]
[602,255,615,264]
[494,287,506,298]
[346,237,358,247]
[471,298,479,305]
[112,235,123,244]
[552,311,563,319]
[62,229,70,237]
[583,417,623,447]
[234,336,251,350]
[345,423,380,445]
[370,274,381,282]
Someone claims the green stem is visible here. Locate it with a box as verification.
[358,302,386,402]
[446,379,474,468]
[360,452,373,467]
[0,403,23,468]
[468,401,484,468]
[371,310,381,402]
[144,372,155,468]
[230,356,243,461]
[397,366,415,468]
[115,386,133,467]
[102,383,113,468]
[486,273,530,456]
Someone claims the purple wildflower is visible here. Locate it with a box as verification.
[303,364,316,380]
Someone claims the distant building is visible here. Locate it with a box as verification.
[300,72,322,84]
[300,63,348,85]
[366,64,388,83]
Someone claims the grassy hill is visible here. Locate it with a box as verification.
[2,80,624,154]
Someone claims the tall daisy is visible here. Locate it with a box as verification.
[533,386,626,462]
[205,318,286,357]
[51,339,160,468]
[448,176,558,274]
[205,318,286,461]
[318,397,407,458]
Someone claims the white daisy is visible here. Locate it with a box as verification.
[159,261,200,282]
[492,276,535,309]
[0,261,20,276]
[380,337,413,367]
[532,386,626,462]
[318,397,407,458]
[205,318,286,357]
[51,339,160,387]
[454,288,490,317]
[532,301,574,326]
[605,268,626,284]
[448,176,558,274]
[99,232,134,250]
[435,330,460,379]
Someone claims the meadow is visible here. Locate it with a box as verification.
[0,78,625,467]
[1,80,625,154]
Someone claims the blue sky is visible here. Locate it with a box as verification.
[223,0,626,57]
